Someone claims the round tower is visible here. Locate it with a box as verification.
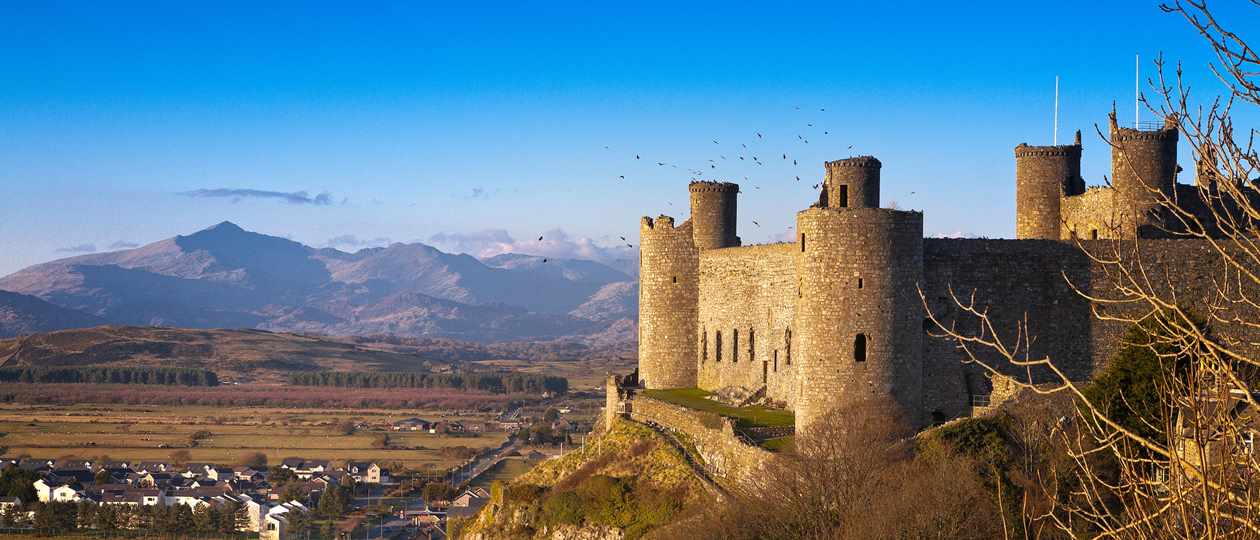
[822,156,881,209]
[688,181,740,250]
[1110,112,1179,236]
[1015,134,1082,239]
[793,206,924,431]
[637,215,699,389]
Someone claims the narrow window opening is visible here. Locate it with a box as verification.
[854,333,867,362]
[839,184,849,208]
[1090,229,1099,240]
[732,329,739,363]
[748,329,755,362]
[800,233,806,252]
[857,277,863,289]
[672,276,677,283]
[701,329,707,362]
[715,331,723,362]
[784,328,792,365]
[773,350,778,372]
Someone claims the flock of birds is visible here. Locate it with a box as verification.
[531,107,905,264]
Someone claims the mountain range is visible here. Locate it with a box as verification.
[0,222,638,342]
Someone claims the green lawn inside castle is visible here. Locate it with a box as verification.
[639,388,795,450]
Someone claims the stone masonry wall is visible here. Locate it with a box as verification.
[921,238,1260,419]
[628,394,771,484]
[1061,187,1119,240]
[638,216,699,389]
[696,243,799,409]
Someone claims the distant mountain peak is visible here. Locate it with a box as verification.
[203,221,245,233]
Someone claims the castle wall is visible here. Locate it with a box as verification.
[638,216,700,389]
[695,243,799,408]
[794,208,924,430]
[1061,187,1118,240]
[920,238,1260,419]
[629,394,771,483]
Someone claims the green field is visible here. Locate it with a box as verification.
[0,403,507,470]
[639,388,794,428]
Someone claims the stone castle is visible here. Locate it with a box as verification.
[637,110,1233,430]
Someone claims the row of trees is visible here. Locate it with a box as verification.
[0,366,219,386]
[11,501,247,536]
[289,370,568,395]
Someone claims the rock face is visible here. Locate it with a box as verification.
[0,222,638,342]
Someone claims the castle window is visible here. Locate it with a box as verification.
[672,276,677,284]
[800,233,806,252]
[1090,229,1099,240]
[748,329,755,362]
[701,329,707,362]
[857,277,863,289]
[732,329,739,363]
[839,185,849,208]
[784,328,792,365]
[854,333,867,362]
[773,350,778,372]
[715,331,723,362]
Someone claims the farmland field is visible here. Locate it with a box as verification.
[0,402,508,470]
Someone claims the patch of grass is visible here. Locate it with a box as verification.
[640,388,794,429]
[760,436,794,453]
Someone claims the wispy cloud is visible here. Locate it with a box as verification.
[427,228,637,275]
[56,244,97,254]
[108,241,140,250]
[325,234,392,249]
[179,188,335,206]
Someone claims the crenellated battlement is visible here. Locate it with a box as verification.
[824,155,881,169]
[688,181,740,193]
[1014,144,1082,158]
[641,215,679,232]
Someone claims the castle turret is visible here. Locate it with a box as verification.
[1110,112,1179,236]
[1015,131,1083,239]
[637,215,699,389]
[793,204,924,431]
[822,156,881,208]
[689,181,740,250]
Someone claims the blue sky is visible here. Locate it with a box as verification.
[2,1,1257,275]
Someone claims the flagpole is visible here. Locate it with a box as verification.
[1053,75,1060,145]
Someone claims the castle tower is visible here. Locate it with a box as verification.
[1109,111,1179,236]
[1014,131,1083,239]
[793,205,924,431]
[822,156,881,209]
[688,181,740,250]
[637,215,700,389]
[604,374,620,433]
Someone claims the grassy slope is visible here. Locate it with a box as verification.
[458,418,704,539]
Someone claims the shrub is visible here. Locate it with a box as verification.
[542,490,585,526]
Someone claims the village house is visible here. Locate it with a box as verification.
[392,417,434,432]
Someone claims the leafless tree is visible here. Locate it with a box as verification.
[922,2,1260,537]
